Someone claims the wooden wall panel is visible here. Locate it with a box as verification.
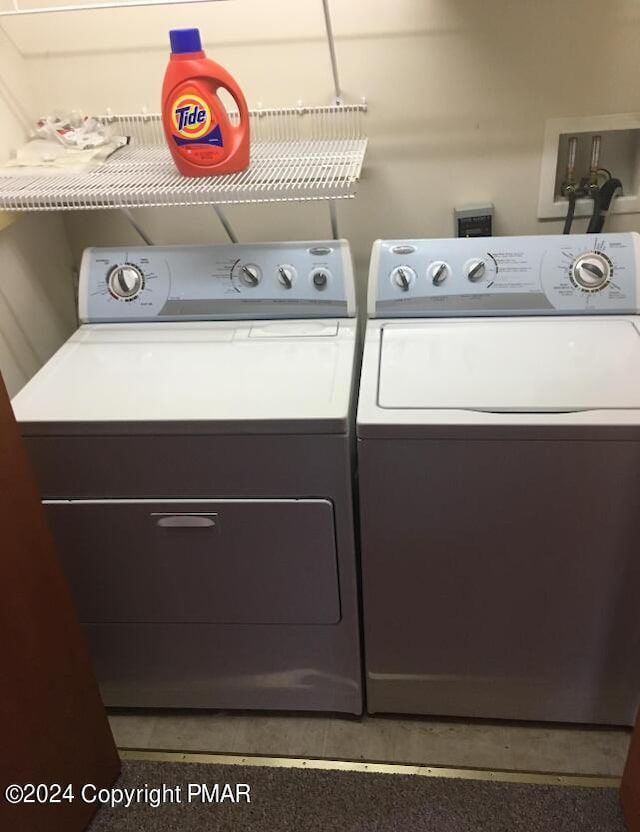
[622,709,640,832]
[0,372,120,832]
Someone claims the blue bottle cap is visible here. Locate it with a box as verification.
[169,28,203,54]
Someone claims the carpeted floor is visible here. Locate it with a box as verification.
[87,760,625,831]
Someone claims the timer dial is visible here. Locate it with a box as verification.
[107,264,144,300]
[571,252,612,292]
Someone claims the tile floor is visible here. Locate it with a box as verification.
[108,710,631,777]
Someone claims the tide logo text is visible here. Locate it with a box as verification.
[175,105,207,132]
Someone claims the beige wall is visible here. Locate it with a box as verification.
[0,27,76,396]
[0,213,77,396]
[2,0,640,315]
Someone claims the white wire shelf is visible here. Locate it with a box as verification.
[0,0,224,15]
[0,105,367,211]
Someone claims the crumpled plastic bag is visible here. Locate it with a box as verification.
[33,113,115,150]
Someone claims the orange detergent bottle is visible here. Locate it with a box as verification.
[162,28,250,177]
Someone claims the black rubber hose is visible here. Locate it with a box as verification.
[563,192,576,234]
[587,177,623,233]
[587,187,602,234]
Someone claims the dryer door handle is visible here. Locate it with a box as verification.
[153,513,217,529]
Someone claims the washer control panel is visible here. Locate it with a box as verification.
[369,233,640,317]
[80,240,355,322]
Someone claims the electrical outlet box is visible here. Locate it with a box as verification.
[538,113,640,220]
[454,204,493,237]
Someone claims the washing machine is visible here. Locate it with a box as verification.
[358,232,640,724]
[12,240,362,714]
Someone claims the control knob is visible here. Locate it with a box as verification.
[571,252,611,291]
[429,262,449,286]
[390,266,416,291]
[277,265,296,289]
[240,264,261,287]
[467,259,486,282]
[311,269,330,290]
[107,264,144,300]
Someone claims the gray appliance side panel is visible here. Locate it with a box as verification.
[356,422,640,442]
[18,418,347,436]
[85,623,361,713]
[358,437,640,725]
[24,433,362,714]
[24,434,347,499]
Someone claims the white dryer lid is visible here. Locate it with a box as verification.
[12,320,357,434]
[378,319,640,412]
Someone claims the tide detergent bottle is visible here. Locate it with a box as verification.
[162,28,250,177]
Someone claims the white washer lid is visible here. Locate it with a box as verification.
[378,319,640,412]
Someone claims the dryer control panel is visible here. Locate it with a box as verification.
[80,241,355,322]
[369,233,640,317]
